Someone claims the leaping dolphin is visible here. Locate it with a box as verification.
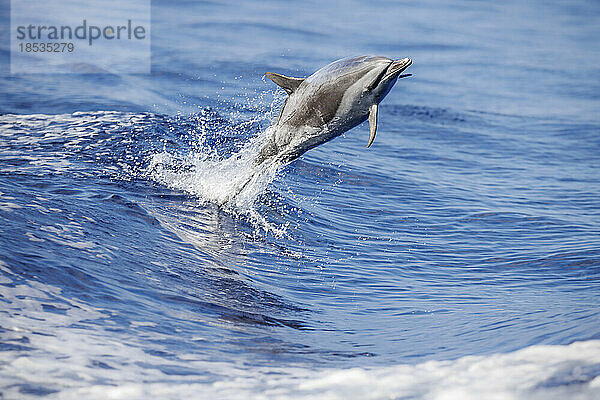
[256,55,412,165]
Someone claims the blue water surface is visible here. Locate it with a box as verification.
[0,0,599,396]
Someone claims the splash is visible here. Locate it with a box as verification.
[144,94,291,235]
[147,126,280,208]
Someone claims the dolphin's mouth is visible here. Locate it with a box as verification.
[386,58,412,80]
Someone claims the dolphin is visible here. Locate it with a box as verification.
[256,55,412,166]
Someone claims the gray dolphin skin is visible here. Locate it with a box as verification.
[256,55,412,165]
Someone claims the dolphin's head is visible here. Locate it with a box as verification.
[325,56,412,145]
[320,56,411,147]
[313,55,411,115]
[365,57,412,102]
[345,56,412,107]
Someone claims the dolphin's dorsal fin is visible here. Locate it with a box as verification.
[265,72,304,95]
[366,103,378,148]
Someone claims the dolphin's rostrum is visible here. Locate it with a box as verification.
[256,55,412,165]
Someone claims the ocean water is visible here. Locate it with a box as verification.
[1,0,600,398]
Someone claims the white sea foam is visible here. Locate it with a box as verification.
[69,341,600,399]
[10,337,600,400]
[1,273,598,400]
[86,343,600,400]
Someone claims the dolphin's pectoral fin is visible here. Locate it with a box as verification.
[366,103,378,148]
[265,72,305,95]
